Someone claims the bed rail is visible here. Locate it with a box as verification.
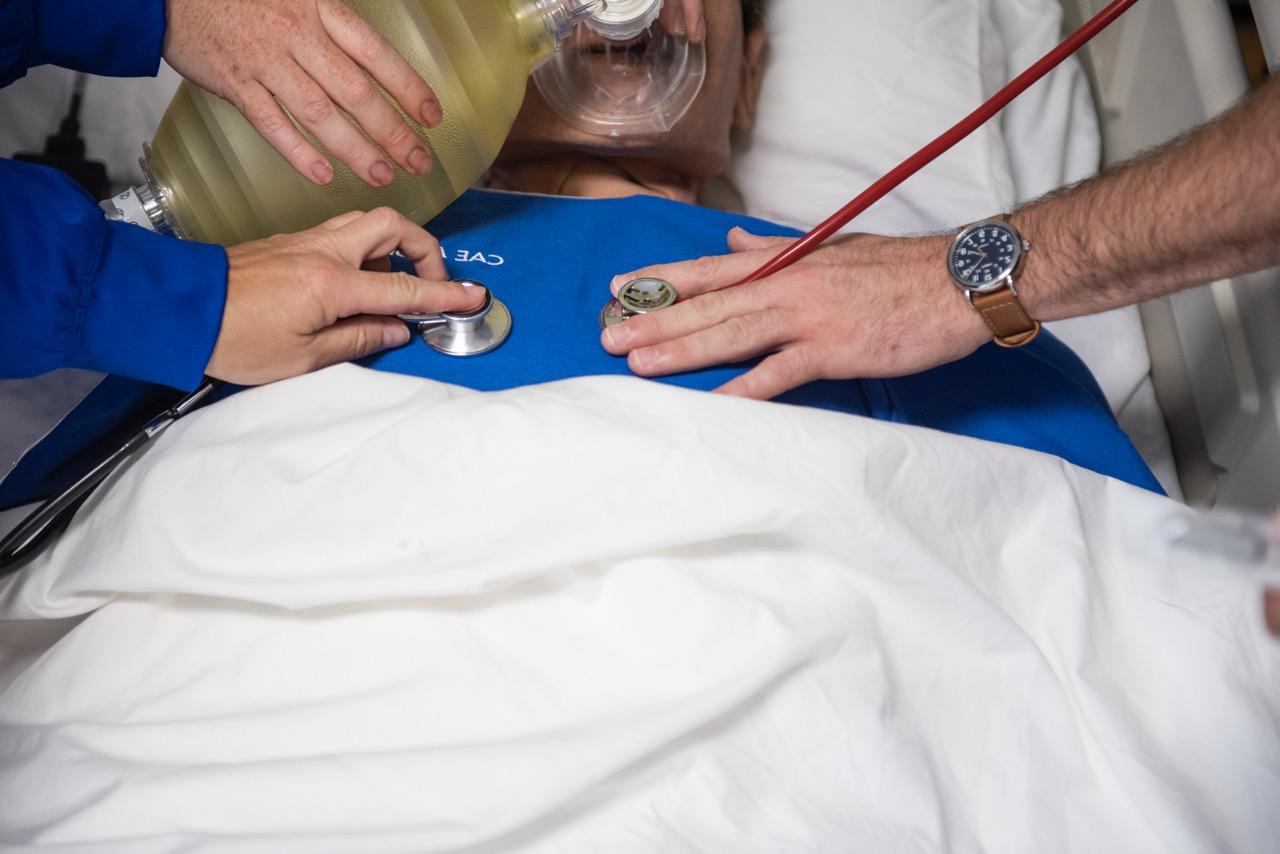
[1251,0,1280,71]
[1061,0,1280,510]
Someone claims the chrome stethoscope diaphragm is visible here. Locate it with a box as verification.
[600,277,679,328]
[399,280,512,356]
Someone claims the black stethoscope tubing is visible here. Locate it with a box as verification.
[0,379,221,575]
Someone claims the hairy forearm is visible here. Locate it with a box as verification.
[1012,74,1280,321]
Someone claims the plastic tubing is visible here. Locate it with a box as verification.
[736,0,1143,286]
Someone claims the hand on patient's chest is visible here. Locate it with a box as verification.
[369,190,761,396]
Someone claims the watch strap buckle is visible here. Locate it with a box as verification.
[970,279,1041,348]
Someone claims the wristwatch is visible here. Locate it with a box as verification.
[947,216,1041,348]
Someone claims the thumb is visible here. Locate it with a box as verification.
[328,270,484,320]
[309,315,412,368]
[728,226,796,253]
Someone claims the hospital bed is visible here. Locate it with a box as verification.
[0,0,1276,512]
[0,2,1277,850]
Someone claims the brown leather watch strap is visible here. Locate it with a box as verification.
[970,286,1041,348]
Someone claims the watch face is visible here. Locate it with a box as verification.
[948,222,1022,291]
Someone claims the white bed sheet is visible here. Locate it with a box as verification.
[0,366,1274,852]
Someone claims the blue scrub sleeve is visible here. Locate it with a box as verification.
[0,159,228,391]
[0,0,166,86]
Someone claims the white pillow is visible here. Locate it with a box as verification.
[729,0,1099,236]
[0,65,182,190]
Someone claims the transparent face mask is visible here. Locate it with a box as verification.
[533,9,707,138]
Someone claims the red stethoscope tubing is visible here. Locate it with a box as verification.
[735,0,1143,286]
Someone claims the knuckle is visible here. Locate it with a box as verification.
[299,95,335,125]
[691,254,722,281]
[300,279,331,314]
[782,346,818,379]
[224,89,248,114]
[317,0,356,30]
[349,325,376,359]
[300,258,338,291]
[757,306,791,339]
[353,27,387,64]
[720,313,761,343]
[389,271,420,295]
[287,139,315,161]
[272,3,304,28]
[690,290,727,323]
[342,73,376,106]
[372,206,404,229]
[252,107,290,137]
[382,120,416,150]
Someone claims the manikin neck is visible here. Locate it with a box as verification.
[486,155,700,204]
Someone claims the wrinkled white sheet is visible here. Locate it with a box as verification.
[0,366,1275,853]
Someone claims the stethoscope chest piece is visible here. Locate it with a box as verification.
[399,279,512,356]
[600,277,679,328]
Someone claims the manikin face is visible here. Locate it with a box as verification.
[495,0,764,182]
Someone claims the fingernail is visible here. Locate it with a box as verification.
[370,160,394,186]
[671,6,687,36]
[631,348,666,373]
[408,148,430,175]
[311,160,334,185]
[383,323,411,350]
[457,281,485,298]
[421,100,442,126]
[465,285,487,307]
[603,325,631,351]
[693,14,706,43]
